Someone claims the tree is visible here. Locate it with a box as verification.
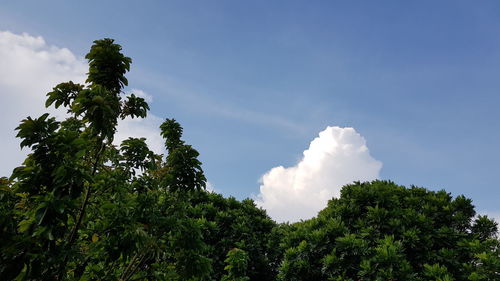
[278,180,500,280]
[0,38,213,280]
[221,248,250,281]
[188,192,279,281]
[0,38,281,281]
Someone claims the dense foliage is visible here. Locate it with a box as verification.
[278,181,500,280]
[0,39,498,280]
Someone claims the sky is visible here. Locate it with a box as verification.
[1,1,499,222]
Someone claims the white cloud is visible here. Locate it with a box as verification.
[114,114,165,156]
[0,30,163,176]
[0,31,87,176]
[256,126,382,223]
[205,181,218,193]
[129,88,153,103]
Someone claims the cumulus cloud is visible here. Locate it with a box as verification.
[0,31,163,176]
[256,126,382,223]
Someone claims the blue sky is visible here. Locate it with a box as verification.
[1,1,499,221]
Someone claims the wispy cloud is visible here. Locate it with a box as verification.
[136,71,309,135]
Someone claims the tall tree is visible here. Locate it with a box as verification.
[0,38,213,280]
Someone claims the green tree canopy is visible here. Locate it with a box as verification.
[278,180,500,281]
[0,37,281,281]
